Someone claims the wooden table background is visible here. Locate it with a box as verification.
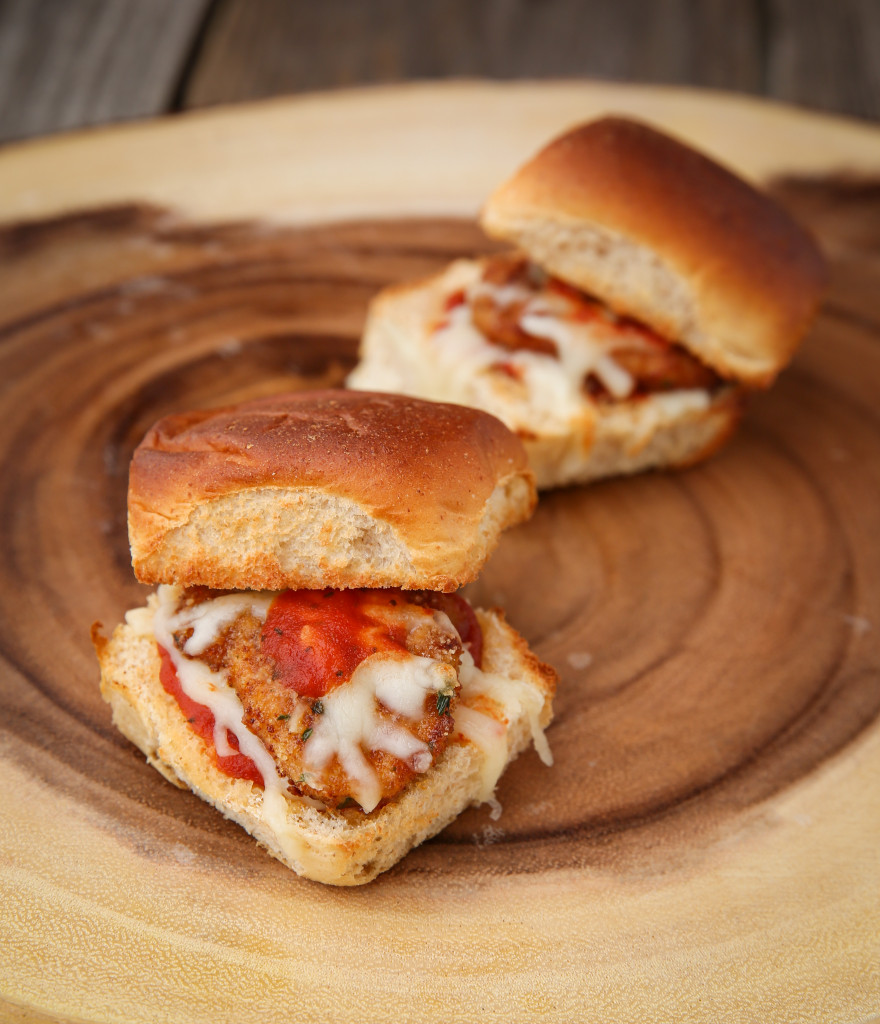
[0,0,878,146]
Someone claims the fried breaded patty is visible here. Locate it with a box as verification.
[469,254,723,397]
[169,588,469,809]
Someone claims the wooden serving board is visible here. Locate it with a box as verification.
[1,83,879,1024]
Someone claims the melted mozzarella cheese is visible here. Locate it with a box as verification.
[152,586,302,853]
[460,653,553,766]
[593,353,636,399]
[469,280,534,307]
[453,650,553,805]
[645,389,711,419]
[453,705,508,805]
[520,309,639,402]
[304,653,457,813]
[430,277,646,433]
[180,593,274,655]
[125,605,155,637]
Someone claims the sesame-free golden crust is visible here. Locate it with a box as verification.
[481,117,828,385]
[129,390,535,591]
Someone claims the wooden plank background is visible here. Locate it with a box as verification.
[0,0,877,146]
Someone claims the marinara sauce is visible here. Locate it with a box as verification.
[158,645,264,785]
[260,588,482,698]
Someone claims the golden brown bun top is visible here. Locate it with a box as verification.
[128,390,535,591]
[480,116,828,385]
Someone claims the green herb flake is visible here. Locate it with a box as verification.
[187,717,195,723]
[277,713,290,721]
[302,727,313,742]
[436,693,451,716]
[273,627,283,636]
[312,701,324,714]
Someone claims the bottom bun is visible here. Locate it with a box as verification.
[524,384,742,489]
[348,261,744,489]
[95,604,555,886]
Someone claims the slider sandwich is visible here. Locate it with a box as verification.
[348,116,827,488]
[95,391,556,885]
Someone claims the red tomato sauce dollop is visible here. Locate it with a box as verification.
[261,589,483,699]
[260,589,411,698]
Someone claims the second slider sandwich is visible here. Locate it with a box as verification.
[95,391,555,885]
[348,116,827,488]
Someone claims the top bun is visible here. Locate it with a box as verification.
[480,116,827,386]
[128,390,535,593]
